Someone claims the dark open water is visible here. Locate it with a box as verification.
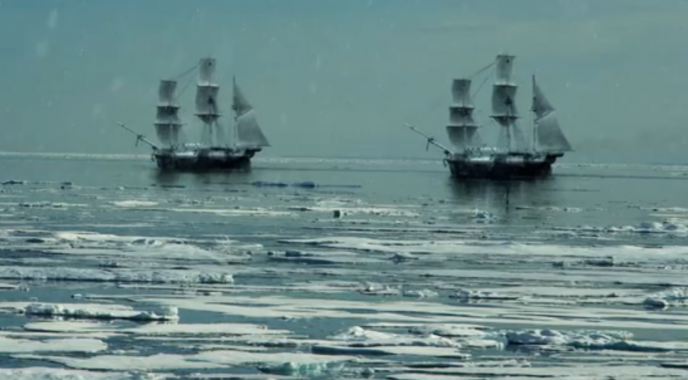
[1,153,688,379]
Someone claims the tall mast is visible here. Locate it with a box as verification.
[232,76,238,149]
[194,57,224,147]
[490,54,518,152]
[531,75,538,152]
[154,80,183,148]
[446,79,480,153]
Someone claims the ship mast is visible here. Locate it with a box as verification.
[490,54,519,153]
[446,79,480,153]
[232,76,240,149]
[155,80,183,149]
[194,57,225,147]
[531,75,538,151]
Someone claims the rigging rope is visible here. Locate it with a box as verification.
[176,70,197,100]
[171,62,200,80]
[414,87,448,127]
[471,64,492,101]
[467,59,496,80]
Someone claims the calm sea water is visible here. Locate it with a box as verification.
[1,154,688,379]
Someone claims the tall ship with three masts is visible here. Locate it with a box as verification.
[409,53,572,179]
[119,57,270,171]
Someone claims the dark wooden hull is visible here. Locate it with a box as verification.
[153,148,259,172]
[447,153,562,180]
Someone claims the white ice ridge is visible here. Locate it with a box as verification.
[572,221,688,235]
[505,329,688,352]
[330,326,460,348]
[23,321,291,337]
[139,294,688,330]
[14,302,178,322]
[0,266,234,284]
[14,350,363,371]
[17,229,256,262]
[0,368,168,380]
[287,203,419,217]
[282,236,688,261]
[643,287,688,310]
[110,200,159,208]
[386,363,688,379]
[449,289,519,302]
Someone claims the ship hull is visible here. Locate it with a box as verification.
[153,147,260,172]
[446,152,562,180]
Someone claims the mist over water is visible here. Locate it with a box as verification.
[0,0,687,163]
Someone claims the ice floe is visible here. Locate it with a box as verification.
[385,363,688,379]
[111,200,159,208]
[16,350,363,372]
[643,287,688,309]
[449,289,519,302]
[0,266,234,284]
[504,328,688,353]
[23,320,292,339]
[329,326,459,348]
[0,336,106,353]
[1,302,178,322]
[570,221,688,235]
[22,303,178,321]
[0,368,167,380]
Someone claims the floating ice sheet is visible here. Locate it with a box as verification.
[16,350,363,371]
[0,336,106,353]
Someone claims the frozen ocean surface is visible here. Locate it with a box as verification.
[1,153,688,379]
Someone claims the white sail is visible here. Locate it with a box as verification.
[232,79,252,117]
[158,80,177,105]
[198,57,217,84]
[451,78,473,106]
[155,124,182,146]
[536,113,572,152]
[449,107,476,126]
[510,123,528,151]
[491,84,518,118]
[446,126,478,150]
[490,54,520,152]
[154,80,182,147]
[446,78,481,151]
[236,110,270,148]
[194,58,223,146]
[532,76,572,152]
[495,54,515,84]
[233,78,269,149]
[195,85,220,116]
[532,77,555,119]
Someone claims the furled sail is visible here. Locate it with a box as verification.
[490,54,526,152]
[233,78,270,149]
[154,79,182,147]
[194,57,224,146]
[446,78,480,151]
[194,85,220,116]
[532,76,572,152]
[491,84,518,119]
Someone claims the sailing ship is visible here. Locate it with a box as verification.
[118,57,270,171]
[409,53,572,180]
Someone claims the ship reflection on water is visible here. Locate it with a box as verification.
[448,177,559,223]
[150,167,254,188]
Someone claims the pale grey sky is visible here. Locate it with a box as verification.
[0,0,686,163]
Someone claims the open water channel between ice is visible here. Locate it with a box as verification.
[2,153,688,379]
